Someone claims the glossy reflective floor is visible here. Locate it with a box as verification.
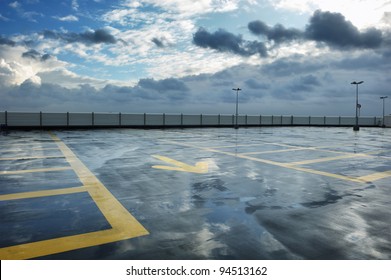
[1,127,390,259]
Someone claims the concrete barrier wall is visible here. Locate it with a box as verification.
[0,111,385,128]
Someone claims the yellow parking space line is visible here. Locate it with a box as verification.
[0,133,149,259]
[0,143,57,149]
[162,140,364,183]
[0,186,86,201]
[0,227,137,260]
[32,148,60,151]
[357,171,391,182]
[287,150,385,166]
[242,147,312,155]
[0,148,60,154]
[0,155,65,161]
[0,167,72,175]
[8,132,149,259]
[234,153,363,183]
[208,143,266,149]
[49,132,149,231]
[286,153,370,166]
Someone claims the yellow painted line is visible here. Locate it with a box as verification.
[0,143,57,149]
[286,153,370,166]
[208,143,268,149]
[49,133,149,247]
[357,171,391,182]
[0,167,72,175]
[162,140,365,183]
[0,186,86,201]
[0,155,65,161]
[242,147,314,155]
[0,148,55,153]
[152,155,208,173]
[233,152,364,183]
[0,228,135,260]
[0,133,149,259]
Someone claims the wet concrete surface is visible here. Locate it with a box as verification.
[0,127,390,259]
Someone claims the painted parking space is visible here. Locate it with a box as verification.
[0,132,148,259]
[0,127,390,259]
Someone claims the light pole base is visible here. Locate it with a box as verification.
[353,125,360,131]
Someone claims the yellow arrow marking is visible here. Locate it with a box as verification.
[152,155,208,174]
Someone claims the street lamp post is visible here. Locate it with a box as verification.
[351,81,363,131]
[232,88,241,129]
[380,96,388,127]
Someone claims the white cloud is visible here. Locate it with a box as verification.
[98,0,263,80]
[53,15,79,22]
[142,0,241,16]
[0,14,10,21]
[71,0,79,11]
[0,44,67,86]
[9,1,21,9]
[0,58,37,86]
[22,75,42,86]
[140,48,244,79]
[38,69,109,88]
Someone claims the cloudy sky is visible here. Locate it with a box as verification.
[0,0,390,115]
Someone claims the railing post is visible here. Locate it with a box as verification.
[181,113,183,127]
[309,116,311,125]
[260,115,262,126]
[200,114,203,127]
[218,114,221,126]
[163,113,165,127]
[92,112,94,126]
[40,111,42,128]
[67,112,69,127]
[119,112,122,127]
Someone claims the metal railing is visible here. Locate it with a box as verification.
[0,111,384,128]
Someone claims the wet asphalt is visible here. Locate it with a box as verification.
[0,127,390,259]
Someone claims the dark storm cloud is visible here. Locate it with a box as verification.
[333,52,391,70]
[289,75,321,93]
[43,29,117,45]
[248,21,302,43]
[305,10,383,49]
[137,78,189,92]
[245,78,269,90]
[248,10,385,50]
[152,38,164,48]
[0,36,16,46]
[41,53,52,61]
[261,57,324,77]
[22,49,41,59]
[193,27,267,57]
[22,49,52,61]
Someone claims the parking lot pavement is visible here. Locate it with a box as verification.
[1,127,390,259]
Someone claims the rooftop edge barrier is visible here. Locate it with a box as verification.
[0,111,389,129]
